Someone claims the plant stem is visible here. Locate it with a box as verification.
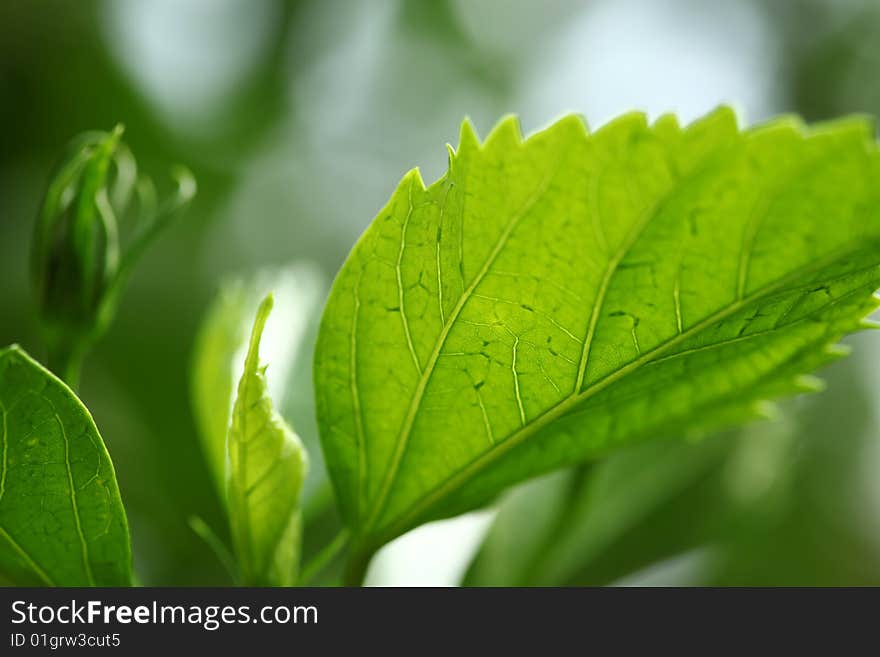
[47,340,86,391]
[302,480,335,526]
[188,516,239,584]
[343,545,374,587]
[298,529,350,586]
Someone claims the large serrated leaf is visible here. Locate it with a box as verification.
[314,107,880,557]
[0,346,131,585]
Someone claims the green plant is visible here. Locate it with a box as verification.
[226,294,308,586]
[2,107,879,586]
[30,127,195,390]
[0,346,130,586]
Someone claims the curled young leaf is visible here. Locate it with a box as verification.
[227,295,309,586]
[191,266,325,501]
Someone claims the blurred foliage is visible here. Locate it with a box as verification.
[763,0,880,122]
[466,336,880,585]
[1,0,878,585]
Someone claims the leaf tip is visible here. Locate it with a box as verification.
[753,400,779,421]
[458,117,481,153]
[687,104,740,137]
[187,515,206,532]
[823,342,852,358]
[445,143,456,168]
[793,374,825,393]
[597,110,649,138]
[653,112,681,134]
[259,291,275,315]
[0,344,24,365]
[551,113,590,140]
[170,164,198,206]
[245,293,275,370]
[0,344,38,370]
[403,167,427,192]
[485,114,524,148]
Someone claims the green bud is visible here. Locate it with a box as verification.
[31,126,195,388]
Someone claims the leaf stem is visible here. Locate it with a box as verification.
[47,340,86,391]
[342,544,374,587]
[188,516,239,584]
[298,529,350,586]
[302,480,335,525]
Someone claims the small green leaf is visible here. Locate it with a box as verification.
[227,295,309,586]
[0,345,131,586]
[315,108,880,557]
[192,281,253,497]
[191,266,324,501]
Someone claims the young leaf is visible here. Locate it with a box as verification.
[315,107,880,558]
[0,346,131,585]
[227,295,308,586]
[192,281,253,498]
[191,266,325,501]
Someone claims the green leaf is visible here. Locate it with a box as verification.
[227,295,309,586]
[315,107,880,556]
[192,280,253,498]
[0,345,131,585]
[191,266,325,501]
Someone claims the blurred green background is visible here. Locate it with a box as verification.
[2,0,879,586]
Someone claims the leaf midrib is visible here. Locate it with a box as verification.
[369,240,877,545]
[232,317,265,581]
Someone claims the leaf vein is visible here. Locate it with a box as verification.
[350,272,367,520]
[0,524,55,585]
[397,178,422,374]
[0,402,7,501]
[375,240,878,542]
[55,412,95,586]
[361,150,566,532]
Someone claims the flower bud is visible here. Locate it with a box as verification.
[31,126,195,387]
[31,127,125,378]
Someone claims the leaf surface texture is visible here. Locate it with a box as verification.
[315,108,880,549]
[0,346,130,585]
